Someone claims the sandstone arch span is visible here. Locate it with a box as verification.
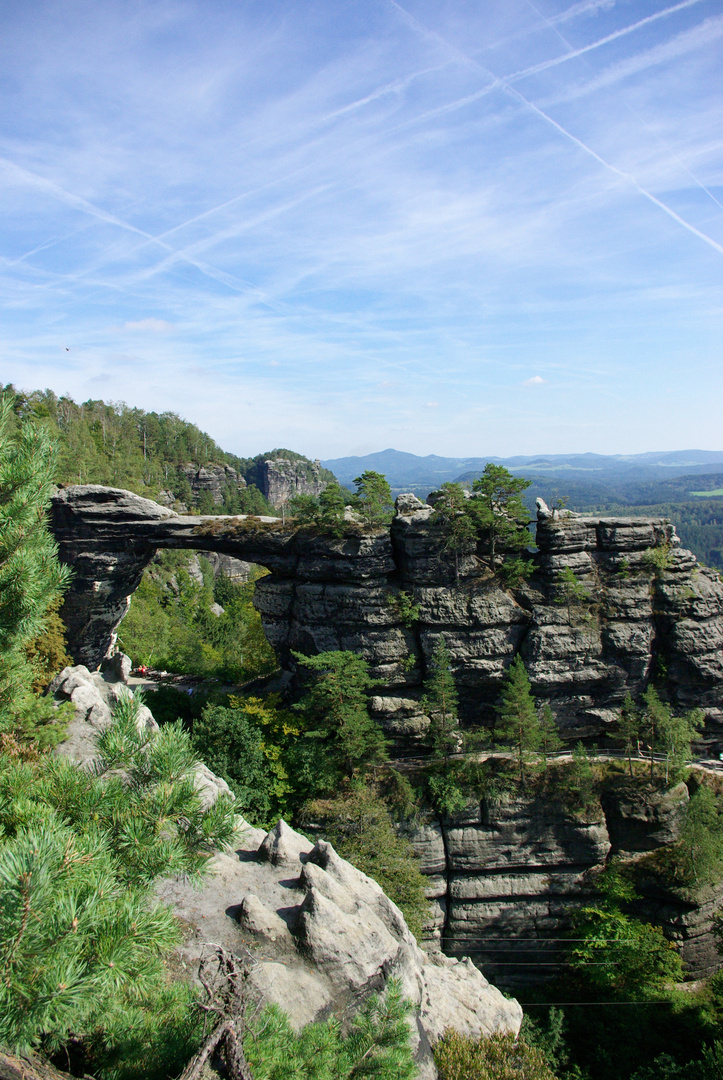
[51,485,723,745]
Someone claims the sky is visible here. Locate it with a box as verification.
[1,0,722,459]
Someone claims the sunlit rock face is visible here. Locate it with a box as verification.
[51,485,723,747]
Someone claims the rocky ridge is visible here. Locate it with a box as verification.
[50,662,521,1079]
[51,486,723,748]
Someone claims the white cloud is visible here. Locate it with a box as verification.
[122,318,174,333]
[523,376,547,387]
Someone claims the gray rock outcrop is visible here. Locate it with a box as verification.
[255,457,328,508]
[180,464,246,506]
[51,486,723,748]
[158,822,522,1078]
[52,667,521,1078]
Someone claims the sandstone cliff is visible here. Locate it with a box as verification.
[405,776,723,988]
[254,455,330,508]
[51,486,723,750]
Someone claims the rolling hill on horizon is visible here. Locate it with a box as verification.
[322,448,723,493]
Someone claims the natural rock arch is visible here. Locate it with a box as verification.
[51,485,723,746]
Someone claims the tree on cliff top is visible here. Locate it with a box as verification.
[470,463,532,569]
[431,482,477,585]
[0,394,72,737]
[353,470,393,527]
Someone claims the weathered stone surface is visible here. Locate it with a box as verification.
[409,783,723,988]
[258,819,314,866]
[180,463,246,506]
[255,457,328,509]
[51,487,723,750]
[52,669,519,1077]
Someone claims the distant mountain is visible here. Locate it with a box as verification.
[321,448,723,495]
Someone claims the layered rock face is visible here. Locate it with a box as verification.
[179,463,246,505]
[52,486,723,748]
[255,456,328,508]
[406,778,723,988]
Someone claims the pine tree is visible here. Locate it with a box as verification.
[0,691,235,1060]
[495,655,540,786]
[615,694,643,777]
[353,470,393,527]
[317,482,348,537]
[293,651,387,780]
[0,394,72,733]
[423,639,460,768]
[244,978,416,1079]
[431,482,477,585]
[470,463,531,570]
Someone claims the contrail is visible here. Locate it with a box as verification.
[0,156,279,297]
[389,0,723,258]
[524,0,723,216]
[508,88,723,256]
[507,0,705,83]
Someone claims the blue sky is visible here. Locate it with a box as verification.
[1,0,722,458]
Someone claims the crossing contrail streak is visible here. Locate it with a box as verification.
[507,89,723,256]
[389,0,723,258]
[524,0,723,218]
[507,0,705,83]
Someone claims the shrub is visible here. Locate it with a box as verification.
[433,1029,557,1080]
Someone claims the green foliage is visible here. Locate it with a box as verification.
[302,785,429,941]
[495,656,540,785]
[554,566,592,624]
[433,1029,557,1080]
[244,977,417,1079]
[641,543,674,577]
[431,482,477,585]
[23,597,73,693]
[293,651,388,784]
[470,463,532,569]
[387,589,421,628]
[537,704,564,766]
[289,483,351,536]
[640,687,703,785]
[353,470,393,527]
[677,784,723,887]
[498,555,534,587]
[629,1043,723,1080]
[423,639,460,768]
[289,491,322,523]
[569,867,684,994]
[614,694,643,777]
[117,559,276,683]
[0,691,237,1069]
[3,385,247,509]
[0,393,73,741]
[566,741,597,812]
[190,695,299,826]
